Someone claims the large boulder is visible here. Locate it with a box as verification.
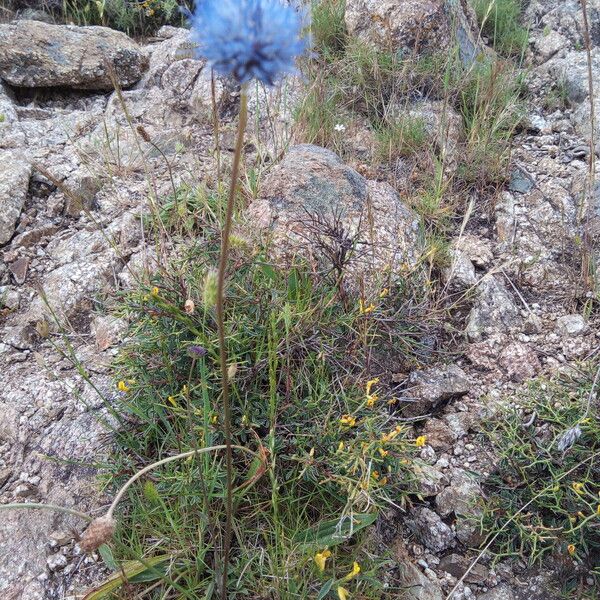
[344,0,480,65]
[0,152,31,245]
[244,144,421,294]
[0,20,148,90]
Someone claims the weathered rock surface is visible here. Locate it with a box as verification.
[0,20,148,90]
[403,364,470,417]
[466,277,520,341]
[406,506,455,552]
[345,0,481,64]
[0,152,31,245]
[245,144,421,293]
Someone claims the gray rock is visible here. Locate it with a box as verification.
[345,0,481,66]
[406,506,455,552]
[244,145,421,294]
[46,552,68,572]
[397,559,444,600]
[413,464,448,496]
[435,469,482,517]
[438,554,489,584]
[91,315,128,351]
[498,342,541,383]
[479,584,516,600]
[466,277,520,341]
[0,20,148,90]
[444,247,477,289]
[555,314,587,336]
[0,152,31,245]
[403,364,470,417]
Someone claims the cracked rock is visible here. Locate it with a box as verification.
[406,506,455,553]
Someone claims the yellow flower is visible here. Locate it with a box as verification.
[337,441,345,453]
[337,587,350,600]
[378,448,388,458]
[359,299,375,314]
[379,288,389,298]
[366,394,379,408]
[117,380,130,393]
[340,415,357,427]
[343,561,361,581]
[380,477,388,485]
[415,435,427,448]
[366,378,380,396]
[596,504,600,515]
[167,395,178,407]
[572,482,585,494]
[314,549,331,572]
[211,415,218,424]
[567,544,576,556]
[151,286,159,296]
[372,470,380,480]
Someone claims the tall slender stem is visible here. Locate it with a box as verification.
[217,87,248,600]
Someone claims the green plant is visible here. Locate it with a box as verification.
[43,0,191,36]
[374,115,428,162]
[471,0,529,58]
[98,224,429,597]
[311,0,347,61]
[480,365,600,594]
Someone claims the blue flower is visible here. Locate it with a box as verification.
[187,0,310,86]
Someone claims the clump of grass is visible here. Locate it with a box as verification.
[99,198,434,597]
[480,364,600,593]
[374,115,428,163]
[311,0,347,61]
[471,0,529,58]
[40,0,191,37]
[457,59,524,189]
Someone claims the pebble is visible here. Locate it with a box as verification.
[46,552,68,572]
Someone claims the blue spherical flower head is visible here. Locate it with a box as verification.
[188,0,310,86]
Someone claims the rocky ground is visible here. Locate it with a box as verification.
[0,1,599,599]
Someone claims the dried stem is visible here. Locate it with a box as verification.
[217,87,249,600]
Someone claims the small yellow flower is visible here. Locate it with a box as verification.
[359,299,375,314]
[415,435,427,448]
[167,395,178,407]
[567,544,576,556]
[340,415,357,427]
[596,504,600,515]
[366,394,379,408]
[572,482,585,494]
[337,587,350,600]
[314,549,331,572]
[117,380,130,393]
[379,288,389,298]
[337,441,345,453]
[380,477,388,485]
[343,561,361,581]
[309,447,315,458]
[378,447,388,458]
[372,470,380,480]
[151,286,159,296]
[366,378,380,396]
[211,414,218,424]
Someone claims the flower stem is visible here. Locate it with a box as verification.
[106,444,257,520]
[0,503,92,521]
[217,87,248,600]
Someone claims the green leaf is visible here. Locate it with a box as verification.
[293,513,377,551]
[82,555,171,599]
[98,544,117,571]
[317,578,335,600]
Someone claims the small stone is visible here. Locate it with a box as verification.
[13,483,34,498]
[435,469,482,517]
[438,554,489,584]
[406,507,455,553]
[498,342,541,383]
[403,364,470,417]
[555,314,587,336]
[478,584,515,600]
[46,552,68,572]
